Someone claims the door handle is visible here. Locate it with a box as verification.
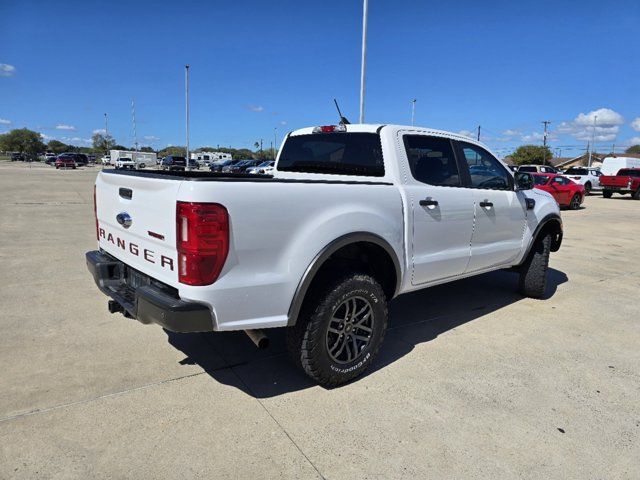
[479,200,493,208]
[419,198,439,208]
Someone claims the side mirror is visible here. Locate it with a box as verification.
[515,172,534,190]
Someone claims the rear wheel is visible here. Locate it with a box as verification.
[569,194,581,210]
[287,273,388,387]
[518,232,552,298]
[584,182,592,195]
[602,190,612,198]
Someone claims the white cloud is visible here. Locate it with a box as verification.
[0,118,11,125]
[279,120,287,126]
[62,136,91,145]
[0,64,16,77]
[41,133,54,141]
[457,129,475,139]
[624,136,640,146]
[247,104,264,113]
[143,135,160,141]
[92,128,106,135]
[557,108,624,142]
[502,129,521,136]
[56,124,76,131]
[631,117,640,132]
[574,108,624,127]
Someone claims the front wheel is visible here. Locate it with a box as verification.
[287,273,388,387]
[518,232,552,298]
[602,190,612,198]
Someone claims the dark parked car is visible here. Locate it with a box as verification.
[160,155,187,171]
[10,152,25,161]
[223,159,262,173]
[210,158,241,172]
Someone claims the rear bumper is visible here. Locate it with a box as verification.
[86,250,215,333]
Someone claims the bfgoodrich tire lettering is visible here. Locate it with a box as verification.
[286,273,388,387]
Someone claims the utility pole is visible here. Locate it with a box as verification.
[411,99,416,126]
[542,120,551,165]
[477,125,481,141]
[185,64,190,170]
[359,0,369,124]
[588,115,597,167]
[131,99,138,151]
[274,127,278,158]
[104,113,109,155]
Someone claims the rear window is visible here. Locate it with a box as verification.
[618,169,640,177]
[565,167,588,175]
[518,166,537,173]
[278,132,384,177]
[533,175,550,185]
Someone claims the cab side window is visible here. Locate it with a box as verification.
[403,135,461,187]
[458,142,512,190]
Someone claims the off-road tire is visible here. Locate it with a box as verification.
[633,188,640,200]
[602,190,612,198]
[518,232,552,298]
[286,273,388,387]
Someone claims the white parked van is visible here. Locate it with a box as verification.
[600,156,640,175]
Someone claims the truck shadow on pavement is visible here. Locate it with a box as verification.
[166,268,568,398]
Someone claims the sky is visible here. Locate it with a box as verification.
[1,0,640,158]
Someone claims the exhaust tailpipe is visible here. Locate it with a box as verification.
[245,329,269,349]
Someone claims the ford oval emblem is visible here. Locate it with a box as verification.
[116,212,132,229]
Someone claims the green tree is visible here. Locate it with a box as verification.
[139,146,155,153]
[625,145,640,154]
[0,128,46,158]
[510,145,554,165]
[157,146,187,157]
[92,132,116,153]
[47,139,69,154]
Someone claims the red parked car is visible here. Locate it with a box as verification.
[55,155,77,169]
[531,173,584,209]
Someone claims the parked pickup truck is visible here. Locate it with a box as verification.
[86,124,563,386]
[600,168,640,199]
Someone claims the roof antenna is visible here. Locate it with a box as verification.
[334,99,350,125]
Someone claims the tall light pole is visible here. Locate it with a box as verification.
[131,99,138,152]
[542,120,551,165]
[359,0,369,124]
[477,125,481,141]
[185,64,190,170]
[411,99,416,126]
[588,114,597,167]
[273,127,278,159]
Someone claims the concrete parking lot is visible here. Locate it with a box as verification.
[0,161,638,479]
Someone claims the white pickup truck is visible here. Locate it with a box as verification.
[87,124,563,386]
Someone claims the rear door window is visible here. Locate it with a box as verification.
[278,132,384,176]
[402,135,461,186]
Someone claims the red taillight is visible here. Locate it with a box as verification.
[93,185,99,240]
[176,201,229,286]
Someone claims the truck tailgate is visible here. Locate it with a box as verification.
[95,171,182,288]
[601,176,630,188]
